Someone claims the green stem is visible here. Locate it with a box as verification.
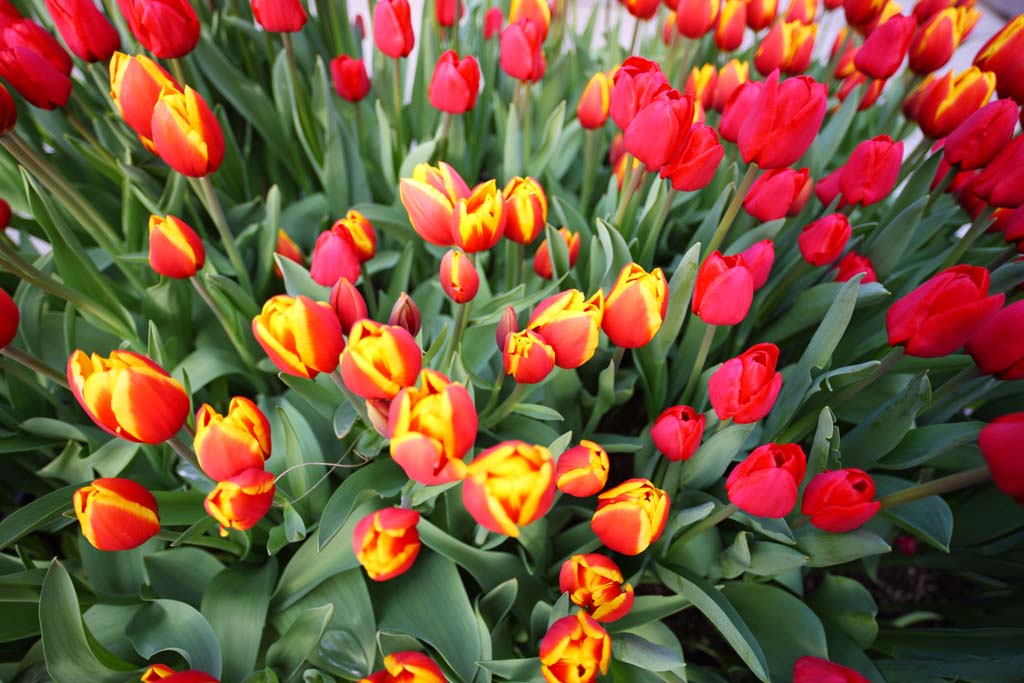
[439,296,472,374]
[195,176,252,295]
[580,129,600,217]
[613,159,645,227]
[628,18,641,54]
[504,241,524,291]
[939,206,995,271]
[878,465,990,509]
[481,382,529,429]
[522,82,532,165]
[989,245,1019,270]
[167,433,202,473]
[168,58,187,86]
[922,365,981,416]
[1,346,68,387]
[435,112,454,160]
[392,58,405,158]
[481,372,507,416]
[666,502,738,553]
[706,163,759,256]
[681,323,716,405]
[641,187,677,268]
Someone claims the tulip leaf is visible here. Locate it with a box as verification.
[594,218,634,291]
[875,422,985,470]
[795,526,891,567]
[174,347,251,393]
[803,408,838,492]
[809,87,861,177]
[612,631,685,673]
[807,574,879,649]
[511,403,564,421]
[842,373,932,469]
[761,281,890,344]
[77,535,151,597]
[151,490,208,527]
[128,599,223,679]
[478,579,519,629]
[680,422,757,490]
[526,101,567,178]
[201,561,277,683]
[317,459,406,550]
[874,475,954,552]
[266,604,334,683]
[653,241,701,358]
[746,541,810,577]
[608,595,690,632]
[502,103,523,183]
[145,548,226,609]
[0,483,81,551]
[398,139,437,181]
[375,100,398,189]
[478,659,544,682]
[275,255,332,303]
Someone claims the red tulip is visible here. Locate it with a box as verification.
[738,239,775,289]
[439,248,480,303]
[838,135,903,207]
[330,278,367,334]
[435,0,464,26]
[148,214,204,278]
[718,79,763,142]
[45,0,120,62]
[854,14,916,79]
[708,342,783,423]
[973,13,1024,104]
[737,70,828,169]
[500,18,545,83]
[965,301,1024,380]
[651,405,705,461]
[742,167,812,220]
[972,135,1024,209]
[117,0,200,58]
[798,213,851,266]
[801,469,881,532]
[0,286,17,349]
[310,223,361,287]
[622,0,661,19]
[844,0,887,28]
[251,0,308,32]
[373,0,415,59]
[675,0,718,38]
[577,70,613,129]
[711,59,749,112]
[0,18,73,109]
[623,92,695,171]
[943,99,1018,171]
[609,56,672,131]
[330,55,371,102]
[428,50,481,114]
[833,252,878,283]
[660,123,725,192]
[726,442,806,517]
[979,413,1024,505]
[794,657,870,683]
[692,251,754,325]
[484,7,503,38]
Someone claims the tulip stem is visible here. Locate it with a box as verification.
[613,159,645,228]
[482,372,507,416]
[918,365,983,425]
[195,176,253,296]
[168,59,187,88]
[667,502,738,553]
[1,347,68,388]
[989,245,1019,270]
[939,206,995,272]
[481,382,529,429]
[505,241,524,291]
[641,187,677,268]
[522,83,532,163]
[877,465,991,510]
[681,323,716,405]
[167,434,202,474]
[189,276,263,386]
[392,59,405,158]
[706,163,759,256]
[628,18,641,54]
[440,298,472,375]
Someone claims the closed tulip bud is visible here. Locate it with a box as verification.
[400,161,471,246]
[973,14,1024,103]
[540,612,611,683]
[330,55,370,102]
[74,478,160,551]
[1003,206,1024,253]
[754,20,816,76]
[577,71,613,129]
[452,180,505,252]
[591,478,669,555]
[503,329,556,384]
[918,67,996,139]
[500,19,546,83]
[483,7,503,39]
[979,413,1024,505]
[716,0,747,50]
[708,343,783,423]
[352,508,421,581]
[204,468,275,535]
[0,286,17,349]
[559,554,633,622]
[663,10,677,44]
[509,0,552,38]
[719,79,763,142]
[837,72,885,110]
[310,217,364,287]
[973,136,1024,209]
[0,83,14,133]
[0,19,73,109]
[746,0,778,31]
[359,652,445,683]
[67,350,189,444]
[603,263,668,348]
[739,71,827,169]
[855,14,916,79]
[613,151,641,189]
[844,0,887,28]
[714,60,748,112]
[660,123,725,192]
[435,0,463,26]
[251,0,307,32]
[118,0,200,58]
[330,278,367,334]
[794,658,870,683]
[528,289,604,368]
[274,229,303,277]
[555,440,609,497]
[912,0,954,23]
[388,292,422,336]
[726,442,806,517]
[194,397,271,481]
[676,0,719,38]
[496,306,519,350]
[148,214,204,278]
[742,167,811,221]
[624,92,695,171]
[463,441,555,536]
[340,320,422,400]
[389,369,477,484]
[739,239,775,289]
[373,0,414,58]
[814,167,841,207]
[801,468,881,532]
[685,64,718,110]
[503,176,547,244]
[428,50,480,114]
[833,251,878,283]
[621,0,660,19]
[887,265,1004,357]
[693,251,755,325]
[609,57,673,131]
[944,100,1017,171]
[966,301,1024,380]
[45,0,120,62]
[651,405,705,461]
[151,86,225,177]
[798,213,851,266]
[533,228,581,279]
[839,135,903,207]
[783,0,816,23]
[439,248,479,303]
[252,294,345,378]
[109,52,179,147]
[141,665,218,682]
[909,7,959,74]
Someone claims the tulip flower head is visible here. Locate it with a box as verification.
[435,0,464,26]
[251,0,308,32]
[651,405,706,461]
[109,52,180,149]
[833,252,878,283]
[117,0,200,58]
[979,413,1024,505]
[0,17,73,109]
[676,0,719,38]
[439,248,480,303]
[685,64,718,110]
[399,161,471,246]
[798,213,851,266]
[509,0,552,38]
[539,612,611,683]
[503,329,556,384]
[591,478,670,555]
[331,278,368,333]
[503,176,548,244]
[917,66,996,139]
[718,79,763,142]
[944,99,1019,171]
[708,342,784,423]
[310,223,361,287]
[854,14,916,79]
[693,251,754,326]
[660,123,725,191]
[194,397,272,481]
[712,59,749,112]
[738,70,827,169]
[602,263,669,348]
[972,135,1024,209]
[739,239,776,290]
[743,167,812,221]
[801,468,881,532]
[500,18,546,83]
[373,0,415,58]
[341,320,423,400]
[204,468,275,535]
[716,0,748,51]
[359,651,446,683]
[463,441,556,536]
[529,289,604,368]
[428,50,481,114]
[621,0,661,19]
[148,214,205,278]
[973,13,1024,103]
[274,229,303,277]
[609,57,673,131]
[966,300,1024,380]
[555,440,610,496]
[352,508,421,581]
[0,286,18,349]
[140,665,218,682]
[151,85,225,177]
[452,180,505,252]
[754,20,817,76]
[623,91,695,171]
[726,442,807,517]
[909,7,966,74]
[837,135,903,207]
[45,0,120,62]
[793,656,871,683]
[331,55,371,102]
[389,292,422,336]
[484,7,503,39]
[74,478,160,551]
[252,294,346,378]
[746,0,778,31]
[577,71,613,129]
[559,553,634,622]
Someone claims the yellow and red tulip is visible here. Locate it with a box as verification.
[509,0,552,39]
[503,176,548,244]
[462,440,556,537]
[352,508,421,581]
[274,229,303,278]
[148,213,204,279]
[151,85,225,177]
[359,651,446,683]
[917,66,996,139]
[502,329,556,384]
[194,397,271,482]
[711,59,749,112]
[746,0,778,31]
[109,52,179,150]
[559,553,634,622]
[685,64,718,110]
[74,477,160,551]
[539,611,611,683]
[140,665,218,682]
[715,0,747,51]
[399,161,471,246]
[204,467,275,535]
[602,263,668,349]
[577,71,613,130]
[754,20,817,76]
[252,294,346,378]
[452,180,506,252]
[528,289,604,368]
[555,439,609,497]
[973,13,1024,104]
[909,7,964,74]
[340,319,422,400]
[590,478,669,555]
[439,248,480,303]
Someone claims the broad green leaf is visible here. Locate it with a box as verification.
[810,88,861,176]
[478,659,544,682]
[609,595,690,632]
[761,282,889,343]
[612,632,684,672]
[746,542,809,577]
[874,475,954,552]
[317,459,406,550]
[202,561,278,683]
[807,574,879,649]
[266,604,334,682]
[128,600,222,679]
[145,548,225,609]
[0,484,81,551]
[842,374,931,469]
[78,535,149,596]
[276,256,332,303]
[681,422,757,490]
[796,526,891,567]
[876,422,984,470]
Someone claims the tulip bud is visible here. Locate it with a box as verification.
[148,214,204,279]
[274,229,303,277]
[341,320,422,399]
[45,0,120,62]
[798,213,851,266]
[484,7,503,38]
[712,60,748,113]
[660,123,725,192]
[783,0,816,23]
[602,263,669,348]
[0,286,17,349]
[742,167,812,221]
[141,665,218,682]
[754,20,817,76]
[388,369,477,484]
[559,554,634,622]
[609,57,672,131]
[708,343,783,423]
[794,657,871,683]
[577,71,613,129]
[204,468,275,535]
[439,248,480,303]
[435,0,464,26]
[624,92,695,171]
[693,251,755,325]
[452,180,505,252]
[509,0,552,38]
[373,0,415,58]
[676,0,719,38]
[252,294,346,378]
[109,52,179,149]
[621,0,661,19]
[909,7,960,74]
[718,79,763,142]
[887,265,1004,357]
[746,0,778,31]
[151,86,225,177]
[463,441,555,536]
[944,99,1018,171]
[854,14,916,79]
[801,468,881,532]
[715,0,747,51]
[0,18,73,109]
[972,135,1024,209]
[838,135,903,207]
[844,0,887,28]
[651,405,705,461]
[74,478,160,551]
[330,278,368,334]
[67,350,190,444]
[118,0,200,58]
[503,329,556,384]
[330,55,371,102]
[496,306,519,350]
[965,301,1024,380]
[352,508,421,581]
[838,72,885,111]
[533,228,581,279]
[973,14,1024,104]
[917,67,996,140]
[311,226,361,288]
[194,397,271,481]
[979,413,1024,505]
[726,442,806,517]
[251,0,308,32]
[555,440,609,497]
[399,161,471,246]
[540,612,611,683]
[0,83,15,133]
[738,239,775,289]
[503,176,548,244]
[591,478,669,555]
[685,64,718,111]
[500,18,546,82]
[833,251,878,283]
[738,70,828,169]
[359,652,445,683]
[388,292,422,336]
[527,289,604,368]
[428,50,481,114]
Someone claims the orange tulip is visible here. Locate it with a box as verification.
[577,71,613,129]
[140,665,217,682]
[439,248,480,303]
[359,652,446,683]
[909,7,964,74]
[533,228,581,279]
[452,180,506,252]
[559,553,634,622]
[399,161,471,246]
[74,478,160,551]
[109,51,179,150]
[194,397,271,481]
[712,59,749,111]
[274,229,303,278]
[148,213,204,278]
[151,85,224,177]
[602,263,668,348]
[333,209,377,262]
[352,508,421,581]
[528,289,604,368]
[462,440,556,536]
[539,612,611,683]
[340,319,422,400]
[252,294,345,378]
[204,468,275,535]
[503,329,556,384]
[503,176,548,244]
[590,478,669,555]
[746,0,778,31]
[715,0,747,51]
[555,439,609,497]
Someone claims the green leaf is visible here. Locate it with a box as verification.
[202,561,278,683]
[868,197,929,279]
[266,604,334,683]
[807,574,879,649]
[526,101,567,178]
[332,402,357,439]
[145,548,225,609]
[746,542,809,577]
[842,374,932,469]
[761,282,889,343]
[809,89,861,176]
[653,242,701,357]
[128,600,222,678]
[681,422,757,490]
[875,422,984,470]
[276,256,332,303]
[0,483,81,551]
[78,535,149,596]
[874,475,954,552]
[612,632,683,672]
[317,459,406,550]
[502,103,523,183]
[478,659,543,682]
[609,595,690,632]
[511,403,564,421]
[795,526,891,567]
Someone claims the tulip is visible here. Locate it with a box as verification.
[833,252,878,283]
[979,413,1024,505]
[708,342,783,423]
[451,180,505,252]
[917,67,996,139]
[540,612,611,683]
[591,478,669,555]
[496,306,519,351]
[388,369,477,484]
[973,13,1024,104]
[609,57,672,131]
[838,72,885,111]
[141,665,218,682]
[0,18,73,109]
[944,99,1018,171]
[738,70,828,169]
[966,301,1024,380]
[912,0,955,23]
[310,226,360,287]
[555,440,609,497]
[330,55,371,102]
[685,64,717,110]
[439,248,480,303]
[622,0,661,19]
[793,657,871,683]
[0,287,16,349]
[274,229,303,277]
[676,0,719,38]
[388,292,422,336]
[718,79,763,142]
[330,278,368,333]
[117,0,200,58]
[67,350,190,444]
[844,0,887,28]
[739,239,774,289]
[428,50,480,114]
[602,263,669,348]
[623,92,695,171]
[559,554,634,622]
[613,151,641,189]
[399,161,471,246]
[151,86,225,177]
[746,0,778,31]
[692,251,754,326]
[373,0,414,58]
[251,0,307,32]
[109,52,179,148]
[909,7,961,74]
[854,14,916,79]
[204,468,275,535]
[533,228,581,279]
[352,508,421,581]
[0,83,14,133]
[252,294,346,378]
[193,397,271,482]
[742,167,811,221]
[754,20,816,76]
[661,123,725,192]
[463,440,555,536]
[528,289,604,368]
[341,320,422,400]
[839,135,903,207]
[886,265,1004,357]
[509,0,551,38]
[503,176,548,245]
[503,329,556,384]
[726,442,806,517]
[500,18,546,82]
[651,405,705,462]
[714,0,747,50]
[148,214,204,279]
[798,213,851,266]
[435,0,463,26]
[74,478,160,551]
[801,468,881,532]
[577,71,613,129]
[483,7,503,39]
[783,0,815,23]
[45,0,120,62]
[359,652,445,683]
[972,136,1024,209]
